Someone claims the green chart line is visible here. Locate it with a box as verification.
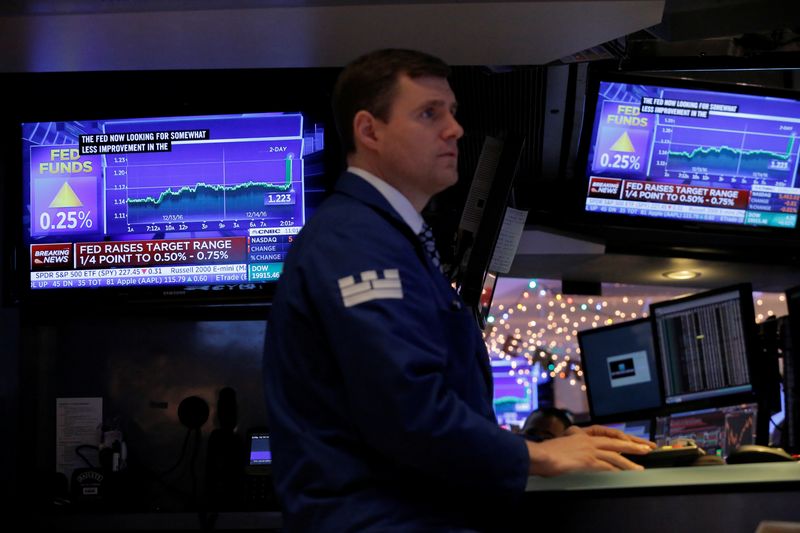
[127,156,293,207]
[669,134,796,162]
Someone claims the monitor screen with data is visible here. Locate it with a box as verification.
[582,75,800,230]
[654,403,758,457]
[22,111,325,297]
[651,284,758,407]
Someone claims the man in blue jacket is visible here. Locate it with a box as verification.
[263,48,653,532]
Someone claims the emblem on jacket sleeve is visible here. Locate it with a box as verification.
[338,269,403,308]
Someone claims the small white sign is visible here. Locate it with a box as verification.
[56,397,102,483]
[489,207,528,274]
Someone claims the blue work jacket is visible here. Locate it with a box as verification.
[263,172,529,532]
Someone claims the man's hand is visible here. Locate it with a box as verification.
[581,424,657,447]
[526,425,657,476]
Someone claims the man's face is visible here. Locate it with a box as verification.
[373,74,464,201]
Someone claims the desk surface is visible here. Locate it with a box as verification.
[526,462,800,492]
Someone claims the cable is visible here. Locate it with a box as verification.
[75,444,99,468]
[161,427,193,478]
[190,428,201,506]
[125,454,192,500]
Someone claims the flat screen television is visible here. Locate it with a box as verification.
[577,317,663,423]
[580,72,800,232]
[649,283,763,409]
[2,68,338,309]
[21,111,325,306]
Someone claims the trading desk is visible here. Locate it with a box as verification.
[35,464,800,531]
[525,463,800,533]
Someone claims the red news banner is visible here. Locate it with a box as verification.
[31,237,247,271]
[588,177,750,209]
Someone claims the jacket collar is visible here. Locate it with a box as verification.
[334,171,410,230]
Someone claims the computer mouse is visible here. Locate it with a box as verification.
[725,444,795,464]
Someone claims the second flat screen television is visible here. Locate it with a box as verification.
[581,74,800,230]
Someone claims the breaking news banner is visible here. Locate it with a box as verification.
[31,237,247,271]
[587,177,750,209]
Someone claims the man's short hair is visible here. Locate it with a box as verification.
[332,48,451,154]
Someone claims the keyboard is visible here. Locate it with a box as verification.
[623,441,706,468]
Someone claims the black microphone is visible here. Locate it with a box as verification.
[178,396,209,430]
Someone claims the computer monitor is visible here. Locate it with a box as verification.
[650,283,760,408]
[451,135,524,327]
[654,403,759,457]
[491,356,536,429]
[577,317,663,422]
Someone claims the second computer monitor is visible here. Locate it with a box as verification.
[650,283,759,408]
[578,317,663,422]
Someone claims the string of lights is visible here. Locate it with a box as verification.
[483,279,787,396]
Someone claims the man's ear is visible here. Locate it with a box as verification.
[353,110,380,151]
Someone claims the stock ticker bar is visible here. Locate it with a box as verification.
[586,177,799,226]
[30,227,297,289]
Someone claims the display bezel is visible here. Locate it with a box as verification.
[577,316,664,424]
[575,70,800,240]
[1,68,341,310]
[649,283,763,413]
